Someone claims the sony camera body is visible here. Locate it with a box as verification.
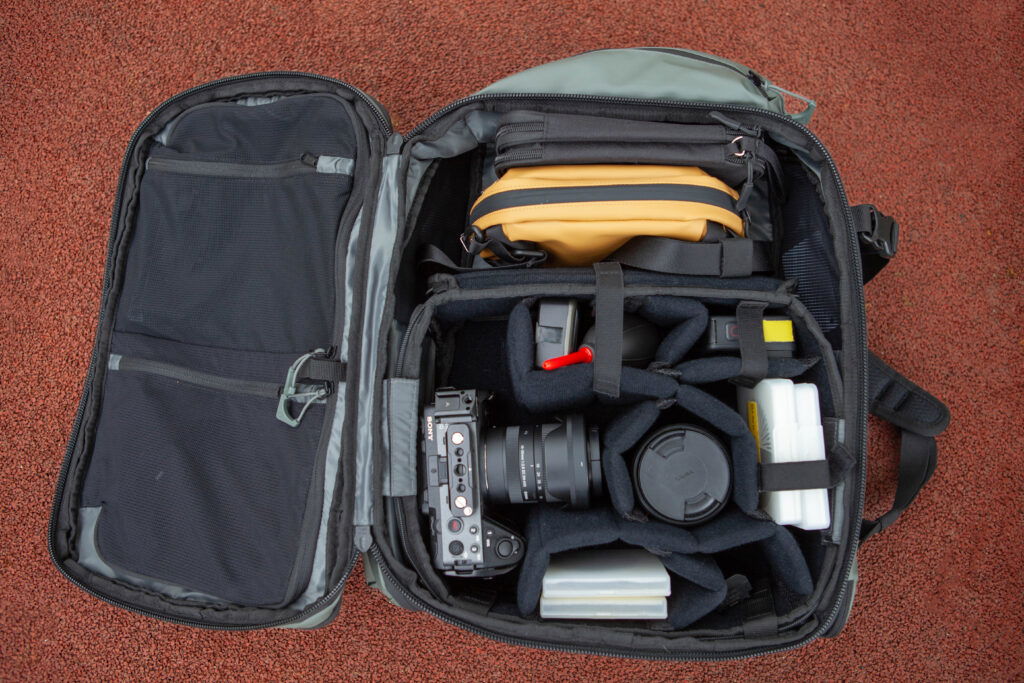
[421,389,524,577]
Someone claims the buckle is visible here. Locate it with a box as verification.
[859,207,899,259]
[276,349,332,427]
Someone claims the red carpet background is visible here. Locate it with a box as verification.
[2,1,1022,679]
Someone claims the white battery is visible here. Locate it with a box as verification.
[737,379,831,531]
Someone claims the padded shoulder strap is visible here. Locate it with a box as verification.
[860,351,950,542]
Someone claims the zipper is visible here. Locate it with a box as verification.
[402,94,868,656]
[146,154,355,178]
[393,302,433,377]
[109,354,283,399]
[48,71,389,630]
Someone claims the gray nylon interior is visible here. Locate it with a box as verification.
[353,149,402,528]
[77,507,226,603]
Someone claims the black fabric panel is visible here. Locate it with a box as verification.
[116,168,348,352]
[600,400,661,515]
[80,340,325,607]
[591,262,625,398]
[635,296,708,366]
[115,94,356,353]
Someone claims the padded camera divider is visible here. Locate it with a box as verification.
[505,296,709,414]
[673,355,819,385]
[517,506,812,629]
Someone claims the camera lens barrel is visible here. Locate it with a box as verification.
[482,415,601,508]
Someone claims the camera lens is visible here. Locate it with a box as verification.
[482,415,602,509]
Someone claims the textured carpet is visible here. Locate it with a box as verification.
[2,0,1022,680]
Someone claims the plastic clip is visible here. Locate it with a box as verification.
[276,349,332,428]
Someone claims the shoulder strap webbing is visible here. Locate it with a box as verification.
[860,351,950,541]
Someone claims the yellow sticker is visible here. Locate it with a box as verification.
[762,319,795,343]
[746,400,761,462]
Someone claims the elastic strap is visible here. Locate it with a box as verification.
[592,262,625,399]
[733,301,769,388]
[300,358,346,383]
[760,460,831,492]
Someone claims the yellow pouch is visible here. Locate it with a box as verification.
[468,165,743,266]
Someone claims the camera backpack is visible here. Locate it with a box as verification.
[49,48,949,659]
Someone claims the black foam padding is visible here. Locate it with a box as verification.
[506,297,709,414]
[675,384,761,515]
[517,506,809,628]
[673,355,819,384]
[600,400,661,516]
[633,296,709,366]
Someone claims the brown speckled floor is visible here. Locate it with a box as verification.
[2,0,1022,679]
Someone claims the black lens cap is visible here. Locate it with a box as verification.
[632,425,731,526]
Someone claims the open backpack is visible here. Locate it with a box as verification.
[49,48,949,660]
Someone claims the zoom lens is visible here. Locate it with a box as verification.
[482,415,602,509]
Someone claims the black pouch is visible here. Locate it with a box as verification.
[493,110,782,243]
[494,110,779,188]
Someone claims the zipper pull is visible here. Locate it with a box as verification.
[735,150,756,213]
[300,153,319,167]
[708,111,759,137]
[276,349,330,427]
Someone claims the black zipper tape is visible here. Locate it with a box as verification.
[110,354,283,399]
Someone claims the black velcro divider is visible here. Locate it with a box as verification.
[610,236,771,277]
[733,301,769,388]
[591,262,624,399]
[759,460,831,492]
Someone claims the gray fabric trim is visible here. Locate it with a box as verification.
[77,507,225,603]
[339,209,364,361]
[290,203,364,609]
[290,380,347,610]
[278,593,341,629]
[316,156,355,175]
[354,149,402,525]
[384,378,419,497]
[232,95,284,107]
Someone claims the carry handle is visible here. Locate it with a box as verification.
[860,351,949,542]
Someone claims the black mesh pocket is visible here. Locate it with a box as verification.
[117,168,350,352]
[115,93,359,353]
[79,337,326,607]
[779,159,841,340]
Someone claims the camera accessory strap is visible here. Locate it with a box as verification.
[592,262,625,399]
